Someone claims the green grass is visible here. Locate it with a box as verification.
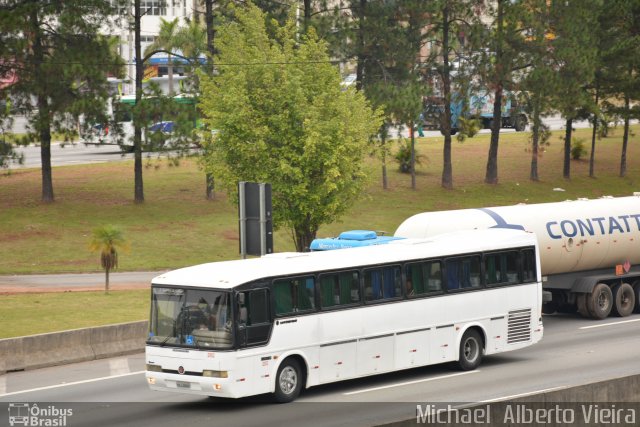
[0,290,149,338]
[1,126,639,275]
[1,125,638,336]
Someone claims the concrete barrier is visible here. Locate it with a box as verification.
[0,320,148,374]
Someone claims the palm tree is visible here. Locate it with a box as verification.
[145,18,180,95]
[89,225,128,294]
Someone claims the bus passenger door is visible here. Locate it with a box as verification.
[237,289,273,388]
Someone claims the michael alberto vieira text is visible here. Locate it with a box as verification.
[416,404,637,425]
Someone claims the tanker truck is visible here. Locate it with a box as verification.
[393,195,640,320]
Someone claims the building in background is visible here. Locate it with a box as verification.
[107,1,200,95]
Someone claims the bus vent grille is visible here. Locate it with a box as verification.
[507,309,531,344]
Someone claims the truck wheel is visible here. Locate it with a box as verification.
[274,358,302,403]
[542,301,558,314]
[576,293,590,318]
[458,329,483,371]
[586,283,613,319]
[633,281,640,313]
[514,115,527,132]
[611,283,635,317]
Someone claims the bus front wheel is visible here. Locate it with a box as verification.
[458,329,483,371]
[274,358,302,403]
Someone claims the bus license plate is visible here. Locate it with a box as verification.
[176,381,191,389]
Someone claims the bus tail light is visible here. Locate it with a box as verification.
[147,377,156,385]
[203,370,228,378]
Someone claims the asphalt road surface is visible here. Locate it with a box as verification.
[7,115,598,170]
[0,271,160,293]
[1,314,639,427]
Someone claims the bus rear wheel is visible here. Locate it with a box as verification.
[458,329,483,371]
[586,283,613,320]
[611,283,635,317]
[274,358,302,403]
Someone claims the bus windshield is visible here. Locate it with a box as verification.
[147,287,233,350]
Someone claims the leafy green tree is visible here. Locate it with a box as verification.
[471,0,529,185]
[0,0,122,203]
[199,3,381,251]
[598,0,640,178]
[422,0,481,189]
[350,0,428,190]
[516,0,559,181]
[89,225,128,294]
[548,0,600,180]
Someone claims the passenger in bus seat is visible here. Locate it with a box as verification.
[406,279,415,296]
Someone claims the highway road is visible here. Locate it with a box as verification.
[2,313,639,426]
[7,115,596,170]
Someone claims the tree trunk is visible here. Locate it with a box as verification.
[589,82,599,178]
[563,118,572,179]
[355,0,367,92]
[485,86,502,184]
[530,98,540,182]
[168,54,174,95]
[205,0,215,68]
[105,268,110,294]
[206,174,215,200]
[620,93,629,177]
[410,120,416,190]
[31,7,54,203]
[485,0,503,185]
[294,215,316,252]
[134,0,144,203]
[205,0,216,199]
[441,2,453,189]
[303,0,311,33]
[381,137,388,190]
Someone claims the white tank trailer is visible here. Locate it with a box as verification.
[394,195,640,319]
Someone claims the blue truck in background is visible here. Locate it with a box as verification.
[422,90,528,135]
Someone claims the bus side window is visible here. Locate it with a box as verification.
[273,276,316,315]
[364,266,401,302]
[426,261,443,292]
[446,259,461,290]
[320,271,360,308]
[405,262,424,296]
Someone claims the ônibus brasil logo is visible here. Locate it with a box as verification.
[8,403,73,426]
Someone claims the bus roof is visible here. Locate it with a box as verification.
[152,228,537,290]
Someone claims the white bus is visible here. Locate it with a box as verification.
[145,228,544,402]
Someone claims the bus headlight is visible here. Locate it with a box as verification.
[146,364,162,372]
[203,370,228,378]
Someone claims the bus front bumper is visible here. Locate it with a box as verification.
[145,371,239,399]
